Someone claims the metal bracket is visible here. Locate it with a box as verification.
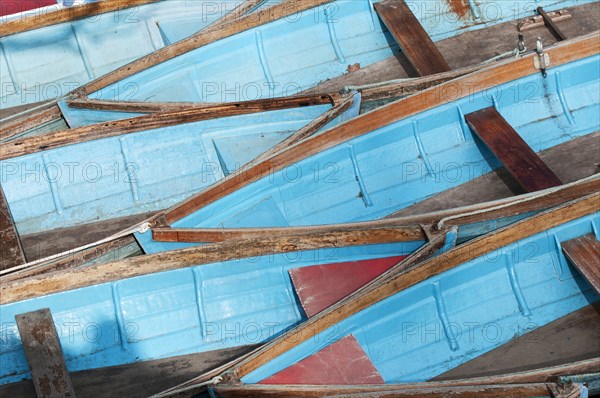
[518,9,571,31]
[533,37,550,78]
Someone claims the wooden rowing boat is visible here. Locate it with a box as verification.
[0,92,359,270]
[200,195,600,393]
[3,0,597,131]
[129,34,599,256]
[0,0,272,109]
[2,182,597,394]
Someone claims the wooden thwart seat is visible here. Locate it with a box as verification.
[562,234,600,294]
[465,107,563,192]
[0,186,26,271]
[537,7,568,41]
[16,308,76,398]
[374,0,451,76]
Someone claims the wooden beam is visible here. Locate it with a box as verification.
[562,234,600,294]
[373,0,451,76]
[230,193,599,379]
[214,383,552,397]
[204,0,266,32]
[0,93,341,161]
[65,93,338,114]
[0,185,26,270]
[16,308,76,398]
[0,225,436,305]
[465,107,563,192]
[155,33,598,225]
[149,176,599,243]
[232,93,353,164]
[0,105,62,142]
[74,0,334,97]
[537,7,568,41]
[211,358,600,397]
[152,224,423,243]
[0,0,162,37]
[2,235,137,283]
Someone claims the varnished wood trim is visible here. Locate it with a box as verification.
[151,177,599,242]
[203,0,266,32]
[0,0,162,37]
[0,93,341,161]
[159,33,600,224]
[231,193,600,378]
[211,358,600,397]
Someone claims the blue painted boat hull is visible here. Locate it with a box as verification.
[0,0,281,109]
[0,94,360,236]
[85,0,595,107]
[135,54,600,254]
[242,212,600,384]
[0,241,425,384]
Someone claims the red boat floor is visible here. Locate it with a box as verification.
[289,256,407,318]
[0,0,57,16]
[259,335,385,385]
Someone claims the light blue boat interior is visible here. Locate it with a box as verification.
[242,213,600,384]
[0,0,282,109]
[135,54,600,254]
[0,240,425,384]
[0,93,360,236]
[86,0,595,105]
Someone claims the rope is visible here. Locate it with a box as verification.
[436,174,599,230]
[148,376,223,398]
[343,46,528,92]
[0,221,151,276]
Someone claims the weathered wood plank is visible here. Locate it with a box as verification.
[0,0,162,37]
[0,105,62,142]
[0,345,256,398]
[0,186,26,270]
[0,226,435,305]
[0,93,340,161]
[15,309,76,398]
[65,93,338,114]
[230,194,599,379]
[537,7,568,41]
[214,383,553,397]
[465,107,563,192]
[562,234,600,294]
[374,0,451,76]
[2,236,139,283]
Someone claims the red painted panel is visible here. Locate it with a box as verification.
[290,256,406,317]
[0,0,57,17]
[259,335,384,385]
